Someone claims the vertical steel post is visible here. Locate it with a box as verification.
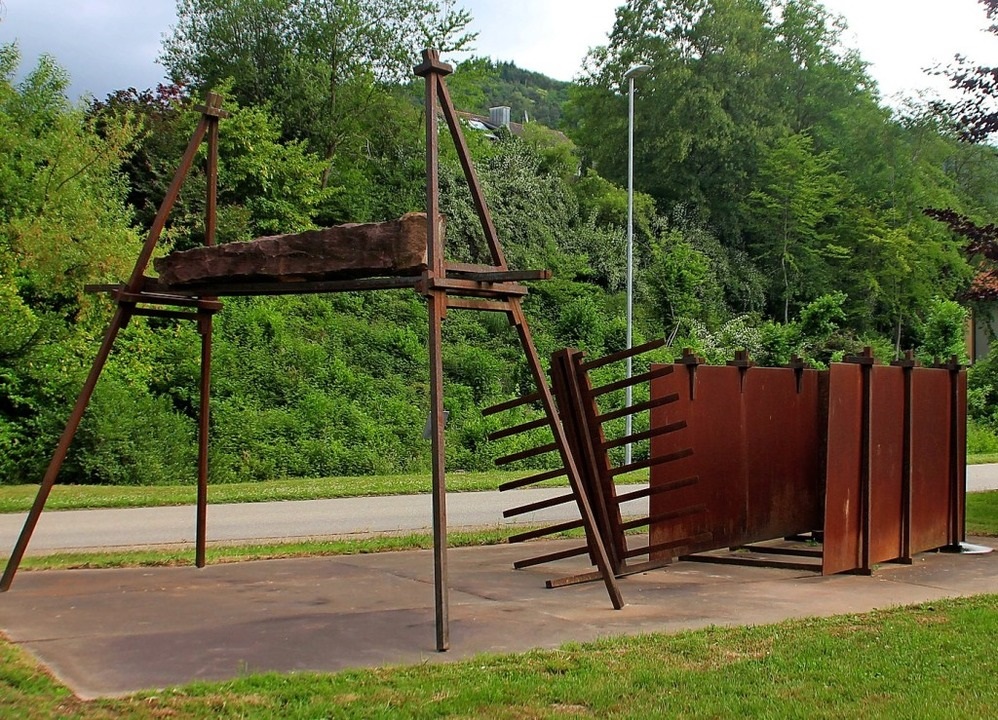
[891,352,916,564]
[857,349,875,575]
[196,95,222,568]
[946,357,963,548]
[415,49,450,652]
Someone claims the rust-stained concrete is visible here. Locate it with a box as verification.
[1,538,996,699]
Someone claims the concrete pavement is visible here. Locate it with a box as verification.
[967,462,998,492]
[1,536,996,699]
[0,466,996,699]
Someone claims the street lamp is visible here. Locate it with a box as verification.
[624,63,650,465]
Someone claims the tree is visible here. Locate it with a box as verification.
[568,0,789,240]
[0,45,197,484]
[934,0,998,142]
[645,227,726,331]
[160,0,475,184]
[742,132,846,322]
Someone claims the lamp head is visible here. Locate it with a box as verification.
[624,64,651,81]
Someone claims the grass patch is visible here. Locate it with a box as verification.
[969,453,998,465]
[967,491,998,536]
[13,526,581,571]
[0,457,991,515]
[11,491,994,572]
[2,595,997,718]
[0,470,650,514]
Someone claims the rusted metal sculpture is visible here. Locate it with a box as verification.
[0,92,228,587]
[488,339,708,586]
[648,349,969,575]
[153,212,434,286]
[1,50,628,653]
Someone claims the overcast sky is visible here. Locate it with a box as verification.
[1,0,995,106]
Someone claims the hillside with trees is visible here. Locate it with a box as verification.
[2,0,997,486]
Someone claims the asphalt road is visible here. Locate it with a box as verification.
[0,485,650,554]
[2,464,997,555]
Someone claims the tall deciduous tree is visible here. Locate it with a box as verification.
[570,0,785,241]
[160,0,475,184]
[742,132,845,322]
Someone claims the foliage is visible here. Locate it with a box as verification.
[743,132,846,322]
[5,1,998,485]
[569,0,985,345]
[675,293,851,367]
[970,343,998,432]
[968,420,998,454]
[645,228,726,332]
[90,86,335,249]
[0,46,184,485]
[932,0,998,142]
[448,57,572,128]
[160,0,475,178]
[917,297,969,363]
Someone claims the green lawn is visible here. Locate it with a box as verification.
[3,595,997,718]
[967,491,998,536]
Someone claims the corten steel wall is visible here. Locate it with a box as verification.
[825,362,967,572]
[822,363,863,574]
[869,366,906,565]
[650,360,966,576]
[909,366,967,555]
[648,364,823,554]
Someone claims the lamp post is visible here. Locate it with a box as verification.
[624,63,650,465]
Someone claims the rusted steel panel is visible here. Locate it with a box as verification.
[909,368,951,554]
[743,367,823,542]
[650,365,747,552]
[956,370,968,543]
[823,363,864,575]
[868,365,905,564]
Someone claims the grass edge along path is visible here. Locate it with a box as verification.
[0,470,636,514]
[2,594,997,718]
[0,455,994,514]
[12,526,563,572]
[6,489,995,572]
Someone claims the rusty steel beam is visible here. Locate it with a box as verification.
[608,447,693,477]
[498,467,567,491]
[488,416,550,442]
[580,338,667,371]
[590,365,676,398]
[614,475,698,503]
[513,544,591,569]
[481,390,545,417]
[416,49,451,653]
[149,275,423,296]
[508,518,585,544]
[494,441,560,466]
[595,392,679,424]
[601,420,686,451]
[552,348,624,569]
[503,492,576,518]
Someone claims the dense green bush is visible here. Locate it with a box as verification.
[2,21,993,486]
